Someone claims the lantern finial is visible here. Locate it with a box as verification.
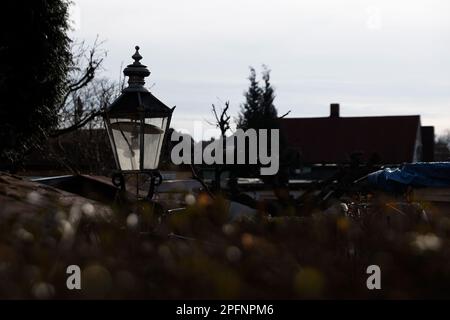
[132,46,143,64]
[123,45,150,91]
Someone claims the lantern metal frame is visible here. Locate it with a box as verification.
[103,46,175,199]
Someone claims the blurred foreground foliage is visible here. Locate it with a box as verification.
[1,175,450,299]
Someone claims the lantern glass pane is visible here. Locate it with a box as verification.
[110,118,141,171]
[143,117,167,169]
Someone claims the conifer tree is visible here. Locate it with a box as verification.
[0,0,72,163]
[237,66,278,130]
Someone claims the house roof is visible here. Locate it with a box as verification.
[280,115,421,164]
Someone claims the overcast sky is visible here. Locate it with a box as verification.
[70,0,450,138]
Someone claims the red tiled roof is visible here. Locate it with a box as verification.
[280,115,420,164]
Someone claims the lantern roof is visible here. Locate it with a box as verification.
[106,46,174,118]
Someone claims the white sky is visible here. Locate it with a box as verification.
[70,0,450,138]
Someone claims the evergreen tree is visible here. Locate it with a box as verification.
[237,66,278,130]
[237,67,262,130]
[260,65,278,129]
[0,0,72,164]
[236,66,279,178]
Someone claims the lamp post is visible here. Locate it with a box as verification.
[104,46,175,199]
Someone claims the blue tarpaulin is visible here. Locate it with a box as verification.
[367,162,450,192]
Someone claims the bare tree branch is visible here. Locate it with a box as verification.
[211,101,231,137]
[59,39,105,111]
[278,110,291,119]
[51,110,104,138]
[190,164,215,199]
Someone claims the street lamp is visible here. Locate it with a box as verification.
[104,46,175,199]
